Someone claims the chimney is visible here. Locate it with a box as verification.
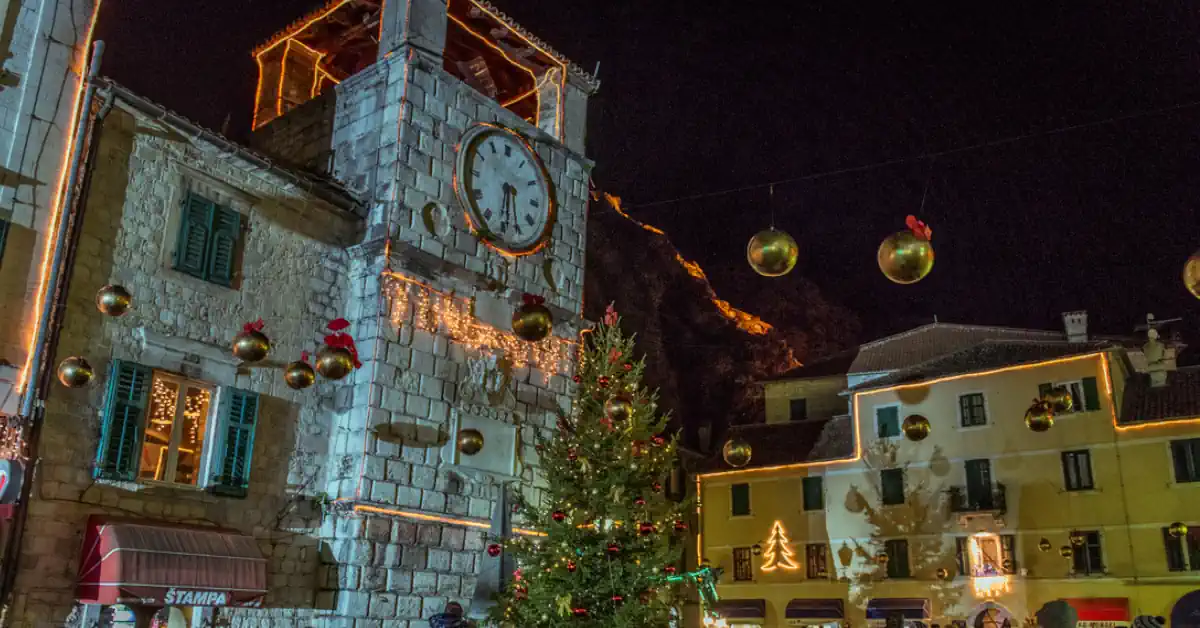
[1062,311,1088,342]
[1142,314,1180,387]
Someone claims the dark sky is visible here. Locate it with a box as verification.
[96,1,1200,352]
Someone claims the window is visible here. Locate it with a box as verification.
[732,547,753,581]
[806,543,828,578]
[802,476,824,511]
[1062,450,1094,491]
[881,469,905,506]
[731,483,751,516]
[95,360,260,497]
[884,539,910,578]
[1071,531,1104,575]
[1038,377,1100,413]
[789,398,808,421]
[174,191,243,287]
[957,534,1017,577]
[1172,438,1200,483]
[876,406,900,439]
[1163,526,1200,572]
[958,393,987,427]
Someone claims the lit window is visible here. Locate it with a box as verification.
[141,373,213,485]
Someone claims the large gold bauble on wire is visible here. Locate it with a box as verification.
[902,414,931,442]
[57,356,93,388]
[284,361,316,390]
[1038,538,1052,552]
[1168,522,1188,539]
[512,301,553,342]
[1184,250,1200,299]
[232,330,270,363]
[1059,546,1073,559]
[1044,386,1074,414]
[877,231,934,284]
[604,394,634,422]
[1024,401,1054,433]
[95,285,132,317]
[457,428,485,455]
[1070,532,1086,547]
[935,567,951,581]
[746,228,799,277]
[721,437,752,468]
[315,346,354,380]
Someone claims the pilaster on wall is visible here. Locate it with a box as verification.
[378,0,448,61]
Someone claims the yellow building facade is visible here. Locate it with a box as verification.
[694,324,1200,627]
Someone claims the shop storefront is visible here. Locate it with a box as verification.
[75,516,267,628]
[866,598,930,628]
[786,598,845,627]
[712,599,767,627]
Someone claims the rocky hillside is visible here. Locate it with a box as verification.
[583,194,860,447]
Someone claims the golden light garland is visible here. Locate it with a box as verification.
[0,415,27,460]
[148,378,179,433]
[384,272,574,380]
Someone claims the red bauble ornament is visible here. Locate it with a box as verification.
[611,595,624,605]
[653,482,663,493]
[652,435,666,447]
[573,608,588,617]
[567,448,578,461]
[623,363,632,371]
[552,510,566,523]
[638,522,656,535]
[606,543,620,554]
[567,560,577,573]
[664,565,677,574]
[572,374,582,383]
[634,496,646,506]
[673,520,688,532]
[598,376,611,388]
[487,543,502,557]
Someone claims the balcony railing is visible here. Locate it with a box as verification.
[946,483,1006,514]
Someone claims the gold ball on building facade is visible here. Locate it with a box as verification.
[877,230,934,284]
[1184,250,1200,299]
[1038,538,1052,552]
[56,356,93,388]
[232,330,270,363]
[95,284,132,317]
[721,437,752,468]
[604,394,634,422]
[1168,522,1188,539]
[1044,386,1074,413]
[1024,401,1054,433]
[512,300,553,342]
[284,361,316,390]
[1059,546,1073,559]
[746,228,799,277]
[315,346,354,380]
[902,414,931,442]
[935,567,951,581]
[1070,532,1086,547]
[457,428,485,456]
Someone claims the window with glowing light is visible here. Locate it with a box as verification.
[140,373,213,485]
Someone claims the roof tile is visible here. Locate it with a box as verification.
[1119,366,1200,426]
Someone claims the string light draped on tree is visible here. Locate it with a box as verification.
[490,304,687,627]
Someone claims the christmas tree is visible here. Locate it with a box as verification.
[760,520,798,572]
[489,304,687,627]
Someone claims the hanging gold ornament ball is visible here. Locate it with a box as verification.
[95,284,132,317]
[935,567,951,581]
[1038,538,1052,552]
[512,300,553,342]
[1168,522,1188,539]
[1070,532,1086,547]
[746,228,799,277]
[902,414,931,442]
[877,230,934,284]
[604,394,634,422]
[284,360,316,390]
[1024,401,1054,433]
[1044,386,1074,414]
[315,346,354,380]
[1184,250,1200,299]
[1060,546,1074,559]
[56,356,93,388]
[457,428,485,456]
[232,330,270,363]
[876,553,889,565]
[721,437,752,468]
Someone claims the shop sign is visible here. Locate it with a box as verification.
[163,589,231,606]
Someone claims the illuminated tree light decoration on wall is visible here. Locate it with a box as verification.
[0,416,28,460]
[968,533,1012,598]
[383,272,574,379]
[759,520,799,572]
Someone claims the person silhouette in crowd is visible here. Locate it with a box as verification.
[430,602,475,628]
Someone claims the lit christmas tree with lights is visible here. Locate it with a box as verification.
[488,304,688,626]
[760,521,798,572]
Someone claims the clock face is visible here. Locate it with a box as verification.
[455,125,555,254]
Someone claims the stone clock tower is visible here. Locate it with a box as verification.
[249,0,598,622]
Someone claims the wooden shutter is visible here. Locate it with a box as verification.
[95,361,151,481]
[212,388,259,497]
[175,193,214,278]
[206,206,241,287]
[1001,534,1017,573]
[802,476,823,511]
[955,536,968,575]
[882,469,905,505]
[731,483,750,516]
[1082,377,1101,411]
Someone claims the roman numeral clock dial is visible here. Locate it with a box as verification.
[454,124,555,255]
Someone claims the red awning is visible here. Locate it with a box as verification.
[1065,598,1131,622]
[76,515,267,607]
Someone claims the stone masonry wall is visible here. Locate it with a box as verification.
[249,90,337,177]
[9,102,362,627]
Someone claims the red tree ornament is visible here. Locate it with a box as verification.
[552,511,566,523]
[487,543,502,557]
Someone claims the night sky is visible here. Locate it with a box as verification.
[96,1,1200,354]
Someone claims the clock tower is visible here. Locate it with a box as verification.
[250,0,598,620]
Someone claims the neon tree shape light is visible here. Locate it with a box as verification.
[760,520,799,572]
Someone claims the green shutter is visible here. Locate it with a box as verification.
[731,483,750,516]
[95,361,151,481]
[802,476,823,511]
[955,536,968,575]
[206,206,241,287]
[0,219,10,267]
[212,388,259,497]
[1038,382,1052,398]
[882,469,905,505]
[877,406,899,438]
[1001,534,1017,573]
[175,193,215,278]
[1082,377,1101,411]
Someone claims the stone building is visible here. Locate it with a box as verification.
[2,0,597,626]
